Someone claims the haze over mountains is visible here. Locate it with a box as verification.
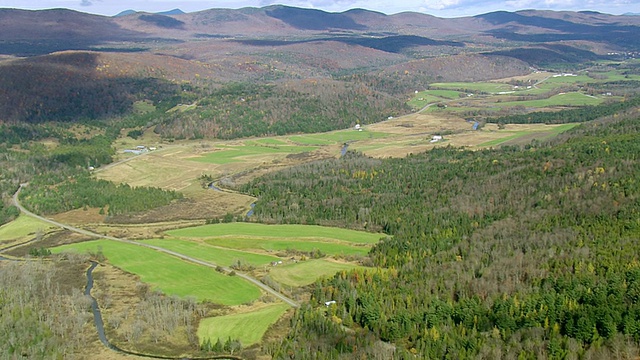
[1,5,639,132]
[1,5,639,58]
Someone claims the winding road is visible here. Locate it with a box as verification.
[12,184,299,308]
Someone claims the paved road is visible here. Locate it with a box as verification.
[12,184,299,308]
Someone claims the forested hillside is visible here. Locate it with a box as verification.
[154,79,409,139]
[243,110,640,358]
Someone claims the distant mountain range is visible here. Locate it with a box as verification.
[115,8,185,17]
[1,5,639,131]
[1,5,639,57]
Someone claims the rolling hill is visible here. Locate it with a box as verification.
[1,5,638,131]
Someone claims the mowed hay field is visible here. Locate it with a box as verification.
[52,239,261,305]
[198,303,290,347]
[166,223,383,244]
[269,259,366,287]
[167,223,380,257]
[0,215,54,245]
[165,222,382,285]
[360,113,576,157]
[141,238,281,267]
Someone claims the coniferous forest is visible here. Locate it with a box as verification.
[242,110,640,359]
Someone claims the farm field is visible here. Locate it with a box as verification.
[288,129,390,145]
[494,92,604,108]
[478,123,578,147]
[141,238,280,267]
[51,239,262,305]
[429,81,514,93]
[198,303,290,347]
[0,215,53,244]
[268,259,366,287]
[190,144,319,165]
[166,223,384,244]
[204,237,371,257]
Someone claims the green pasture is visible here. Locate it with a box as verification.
[52,240,261,305]
[288,135,336,145]
[0,215,53,242]
[408,89,464,109]
[590,71,640,82]
[425,89,463,99]
[479,124,577,147]
[198,304,290,346]
[167,103,197,113]
[141,238,280,267]
[205,237,370,257]
[247,138,289,145]
[542,74,592,85]
[408,95,446,110]
[289,129,389,145]
[426,104,500,114]
[430,82,513,93]
[167,223,383,244]
[132,100,156,114]
[496,92,604,108]
[269,259,364,287]
[191,144,318,164]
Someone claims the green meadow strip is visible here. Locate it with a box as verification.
[0,215,53,242]
[198,304,290,346]
[167,223,384,244]
[269,259,365,287]
[204,237,370,257]
[191,144,318,164]
[52,240,261,305]
[141,238,280,267]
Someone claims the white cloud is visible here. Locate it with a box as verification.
[422,0,462,10]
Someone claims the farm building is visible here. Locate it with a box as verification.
[430,135,443,143]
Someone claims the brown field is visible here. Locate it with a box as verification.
[355,113,570,157]
[490,71,555,84]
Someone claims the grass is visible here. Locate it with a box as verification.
[288,135,336,145]
[0,215,53,243]
[408,90,463,109]
[190,144,318,164]
[197,304,290,346]
[132,100,156,114]
[166,223,384,244]
[140,238,280,267]
[249,138,289,145]
[479,124,578,147]
[430,82,513,93]
[167,103,197,113]
[289,129,389,145]
[51,240,261,305]
[205,237,371,257]
[269,259,364,287]
[496,92,604,108]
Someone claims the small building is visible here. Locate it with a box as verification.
[430,135,443,143]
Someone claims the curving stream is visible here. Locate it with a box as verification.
[84,261,243,360]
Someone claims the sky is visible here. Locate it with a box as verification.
[0,0,639,17]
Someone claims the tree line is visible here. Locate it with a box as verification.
[242,110,640,358]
